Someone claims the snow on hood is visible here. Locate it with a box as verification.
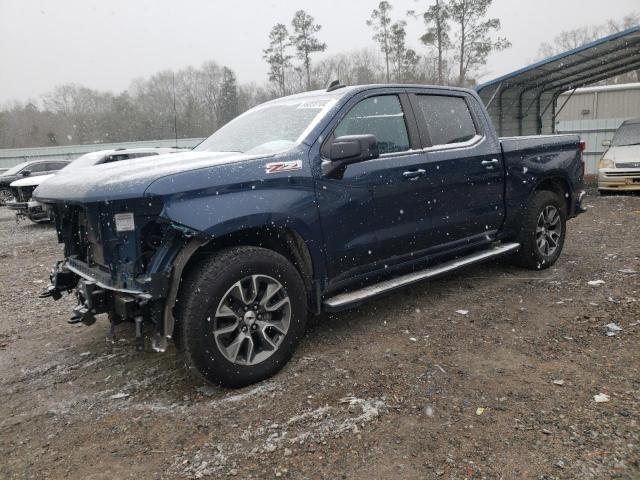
[10,174,55,188]
[34,150,268,203]
[608,145,640,163]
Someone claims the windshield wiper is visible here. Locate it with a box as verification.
[617,142,640,147]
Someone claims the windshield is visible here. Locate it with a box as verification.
[612,122,640,147]
[1,162,30,176]
[194,96,337,155]
[59,152,106,172]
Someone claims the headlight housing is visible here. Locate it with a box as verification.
[598,158,615,169]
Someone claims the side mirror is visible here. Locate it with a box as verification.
[324,134,379,178]
[21,170,31,177]
[602,140,611,148]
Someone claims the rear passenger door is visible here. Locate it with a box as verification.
[407,90,505,250]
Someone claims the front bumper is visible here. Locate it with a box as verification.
[574,190,587,215]
[598,168,640,191]
[41,260,153,325]
[6,199,50,220]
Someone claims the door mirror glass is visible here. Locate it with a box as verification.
[21,170,31,177]
[602,140,611,147]
[324,135,379,178]
[329,135,379,163]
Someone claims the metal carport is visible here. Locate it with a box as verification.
[476,26,640,137]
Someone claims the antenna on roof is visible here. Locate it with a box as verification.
[326,79,346,92]
[172,72,178,148]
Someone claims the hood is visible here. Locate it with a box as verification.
[608,145,640,163]
[34,150,268,203]
[11,174,55,188]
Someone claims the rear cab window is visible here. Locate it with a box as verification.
[413,94,479,147]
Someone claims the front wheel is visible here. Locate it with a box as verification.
[0,187,13,205]
[510,190,567,270]
[176,247,307,388]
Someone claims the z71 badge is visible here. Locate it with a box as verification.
[265,160,302,174]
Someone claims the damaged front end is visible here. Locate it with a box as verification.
[40,198,206,351]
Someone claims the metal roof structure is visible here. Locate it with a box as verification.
[476,26,640,137]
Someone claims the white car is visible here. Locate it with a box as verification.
[7,147,185,222]
[598,118,640,194]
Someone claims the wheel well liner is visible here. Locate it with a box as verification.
[534,176,571,212]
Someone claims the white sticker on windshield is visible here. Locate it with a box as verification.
[114,212,135,232]
[296,100,331,109]
[265,160,302,174]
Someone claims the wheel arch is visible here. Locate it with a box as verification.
[532,175,572,213]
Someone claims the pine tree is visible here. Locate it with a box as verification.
[290,10,327,91]
[367,1,394,83]
[263,23,293,96]
[218,67,238,126]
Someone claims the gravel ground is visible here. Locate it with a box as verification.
[0,191,638,479]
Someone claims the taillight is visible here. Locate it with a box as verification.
[579,140,586,152]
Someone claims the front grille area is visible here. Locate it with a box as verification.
[616,162,640,168]
[604,171,640,178]
[11,186,36,202]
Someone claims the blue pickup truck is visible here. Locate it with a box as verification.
[35,84,586,387]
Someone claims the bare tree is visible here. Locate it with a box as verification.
[367,1,394,83]
[290,10,327,91]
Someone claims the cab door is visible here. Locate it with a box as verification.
[407,90,505,248]
[314,90,431,285]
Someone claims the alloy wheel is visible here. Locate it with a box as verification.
[536,205,562,256]
[213,274,291,366]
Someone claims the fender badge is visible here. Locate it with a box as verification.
[265,160,302,174]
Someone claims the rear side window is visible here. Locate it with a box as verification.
[333,95,410,155]
[415,95,477,146]
[46,162,68,171]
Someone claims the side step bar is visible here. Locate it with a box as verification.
[323,242,520,310]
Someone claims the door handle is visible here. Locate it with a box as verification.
[481,159,499,166]
[402,169,426,180]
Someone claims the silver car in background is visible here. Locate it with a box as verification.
[598,118,640,194]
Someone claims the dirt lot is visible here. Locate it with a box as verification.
[0,190,638,480]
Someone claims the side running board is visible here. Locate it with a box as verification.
[323,242,520,310]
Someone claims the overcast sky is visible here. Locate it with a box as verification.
[0,0,637,103]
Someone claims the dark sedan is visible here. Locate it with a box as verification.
[0,160,69,205]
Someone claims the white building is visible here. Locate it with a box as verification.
[555,83,640,174]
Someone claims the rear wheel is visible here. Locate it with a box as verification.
[176,247,307,388]
[511,190,567,270]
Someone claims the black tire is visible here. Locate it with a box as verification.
[176,246,307,388]
[0,187,12,205]
[510,190,567,270]
[599,190,612,196]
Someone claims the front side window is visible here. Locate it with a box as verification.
[26,163,48,173]
[333,95,410,155]
[415,95,477,146]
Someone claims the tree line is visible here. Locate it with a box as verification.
[0,2,636,149]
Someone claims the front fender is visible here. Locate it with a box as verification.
[158,186,326,281]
